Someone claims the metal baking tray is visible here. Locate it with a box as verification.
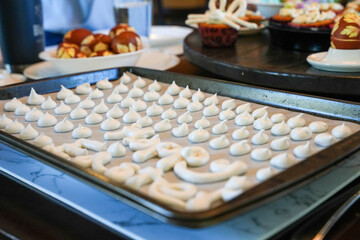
[0,66,359,228]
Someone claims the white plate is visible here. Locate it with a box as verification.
[24,51,180,80]
[239,24,266,35]
[150,25,193,47]
[307,52,360,72]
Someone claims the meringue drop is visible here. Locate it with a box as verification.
[251,148,272,161]
[293,141,313,158]
[203,103,219,117]
[271,113,286,123]
[105,104,122,119]
[75,82,92,95]
[209,135,230,149]
[192,88,205,102]
[177,111,192,124]
[235,111,254,126]
[89,88,104,99]
[251,130,269,145]
[332,123,352,139]
[287,113,306,128]
[271,120,291,136]
[41,96,57,110]
[101,116,121,131]
[20,124,39,140]
[166,81,181,95]
[219,108,236,121]
[271,153,296,169]
[230,140,251,156]
[54,117,74,133]
[4,98,22,111]
[256,167,273,181]
[181,146,209,167]
[72,124,92,138]
[143,90,160,102]
[0,114,12,128]
[79,97,95,109]
[253,112,273,130]
[107,141,126,157]
[37,112,57,127]
[154,119,172,132]
[158,92,174,105]
[309,121,328,133]
[107,90,123,104]
[94,99,109,114]
[54,101,71,115]
[27,88,45,105]
[212,120,228,134]
[232,127,250,140]
[204,93,219,106]
[188,127,210,143]
[34,133,53,148]
[173,97,190,109]
[129,86,144,98]
[85,110,103,125]
[194,116,210,129]
[290,127,312,141]
[146,102,163,116]
[123,107,141,123]
[148,79,161,92]
[236,103,252,114]
[15,104,30,116]
[120,72,131,84]
[5,119,24,133]
[131,99,147,112]
[104,130,126,140]
[134,76,146,88]
[187,100,203,112]
[57,85,73,100]
[120,95,135,108]
[64,93,81,105]
[315,133,336,147]
[136,115,153,127]
[172,123,189,137]
[161,108,177,120]
[70,106,88,119]
[222,99,236,110]
[225,176,250,190]
[179,85,192,98]
[252,106,268,119]
[96,78,113,89]
[270,137,290,151]
[115,82,129,93]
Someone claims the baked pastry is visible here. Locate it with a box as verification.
[111,31,143,53]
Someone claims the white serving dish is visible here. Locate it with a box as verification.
[248,1,284,18]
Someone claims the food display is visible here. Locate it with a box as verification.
[57,24,142,59]
[1,73,359,212]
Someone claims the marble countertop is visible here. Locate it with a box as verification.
[1,140,360,240]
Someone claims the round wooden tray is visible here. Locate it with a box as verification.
[183,30,360,101]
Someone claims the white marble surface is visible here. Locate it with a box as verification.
[0,141,360,240]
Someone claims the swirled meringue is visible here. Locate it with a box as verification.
[75,82,92,95]
[173,97,190,109]
[180,146,209,167]
[166,81,181,95]
[309,121,328,133]
[332,123,352,139]
[270,137,290,151]
[20,124,39,140]
[64,93,81,105]
[315,133,336,147]
[230,140,251,156]
[179,85,192,98]
[15,104,30,116]
[107,141,126,157]
[158,92,174,105]
[27,88,45,105]
[232,127,250,140]
[143,90,160,102]
[101,116,121,131]
[5,119,24,133]
[37,112,57,127]
[96,78,113,89]
[172,123,189,137]
[204,93,219,106]
[4,97,22,111]
[253,112,273,130]
[106,90,122,104]
[70,106,88,119]
[235,111,254,126]
[225,176,250,190]
[157,142,182,158]
[271,113,286,123]
[256,167,273,181]
[188,127,210,143]
[187,100,203,112]
[120,95,135,108]
[271,120,291,136]
[252,106,268,119]
[222,99,236,110]
[34,133,53,148]
[120,72,131,84]
[251,130,269,145]
[177,111,192,124]
[235,103,252,114]
[106,104,123,119]
[271,153,296,169]
[203,103,219,117]
[54,101,71,115]
[209,135,230,149]
[94,99,109,114]
[293,141,313,158]
[136,115,153,127]
[0,114,13,128]
[290,127,312,141]
[57,85,73,100]
[194,116,211,129]
[41,96,57,110]
[287,113,306,129]
[104,130,126,141]
[146,102,163,116]
[123,107,141,123]
[72,124,92,138]
[55,117,74,133]
[212,120,228,134]
[79,97,95,109]
[251,148,272,161]
[161,108,177,120]
[192,88,205,102]
[129,86,144,98]
[131,99,147,112]
[115,82,129,93]
[89,88,104,99]
[85,110,103,125]
[134,76,146,88]
[148,79,161,92]
[154,119,172,133]
[219,108,236,120]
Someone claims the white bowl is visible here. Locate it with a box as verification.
[324,47,360,64]
[248,1,284,18]
[39,44,148,75]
